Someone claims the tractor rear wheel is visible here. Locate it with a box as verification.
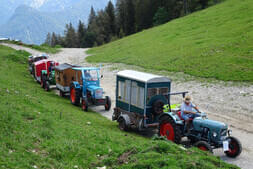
[82,99,88,111]
[194,141,213,153]
[159,116,181,144]
[225,137,242,158]
[70,84,80,106]
[105,96,111,111]
[153,100,165,115]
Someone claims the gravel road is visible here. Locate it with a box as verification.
[2,43,253,169]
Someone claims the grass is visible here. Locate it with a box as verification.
[0,45,239,169]
[1,40,61,54]
[87,0,253,82]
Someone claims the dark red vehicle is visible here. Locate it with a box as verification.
[33,59,59,83]
[29,54,49,74]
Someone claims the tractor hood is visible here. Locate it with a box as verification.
[87,85,103,99]
[193,117,228,131]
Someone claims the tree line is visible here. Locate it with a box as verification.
[44,0,223,48]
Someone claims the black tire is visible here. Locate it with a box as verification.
[159,115,181,144]
[225,137,242,158]
[70,83,80,106]
[45,81,50,92]
[153,100,165,115]
[118,117,128,131]
[40,74,45,89]
[105,96,111,111]
[194,141,213,153]
[82,98,88,112]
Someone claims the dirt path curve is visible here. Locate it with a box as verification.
[2,43,253,169]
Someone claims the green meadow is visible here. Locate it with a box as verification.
[87,0,253,82]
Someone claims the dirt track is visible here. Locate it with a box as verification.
[2,43,253,169]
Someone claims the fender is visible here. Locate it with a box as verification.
[159,112,183,125]
[72,81,81,89]
[118,114,131,127]
[41,70,47,75]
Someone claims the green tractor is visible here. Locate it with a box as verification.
[41,61,59,91]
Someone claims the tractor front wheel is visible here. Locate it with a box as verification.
[70,84,80,106]
[105,96,111,111]
[45,81,50,92]
[159,116,181,144]
[194,141,213,153]
[225,137,242,158]
[82,99,88,111]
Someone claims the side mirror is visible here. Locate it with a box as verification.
[101,75,104,79]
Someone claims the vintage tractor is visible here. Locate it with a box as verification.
[159,92,242,157]
[113,70,241,158]
[41,61,58,91]
[28,54,49,74]
[66,67,111,111]
[33,59,59,90]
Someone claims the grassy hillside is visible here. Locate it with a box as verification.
[0,45,238,169]
[87,0,253,82]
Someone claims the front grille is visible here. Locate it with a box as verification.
[220,129,227,136]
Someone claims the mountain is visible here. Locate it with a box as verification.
[0,5,65,44]
[0,0,113,44]
[87,0,253,82]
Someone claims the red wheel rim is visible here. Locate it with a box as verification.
[105,104,109,109]
[227,140,238,155]
[82,100,86,110]
[198,146,208,151]
[160,123,175,141]
[70,88,75,103]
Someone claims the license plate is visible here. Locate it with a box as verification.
[223,141,229,152]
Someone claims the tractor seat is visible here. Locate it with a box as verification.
[177,111,193,121]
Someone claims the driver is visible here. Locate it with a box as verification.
[84,71,92,80]
[180,95,201,133]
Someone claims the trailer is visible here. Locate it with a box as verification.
[55,63,81,97]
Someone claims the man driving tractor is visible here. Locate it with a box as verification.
[181,95,201,133]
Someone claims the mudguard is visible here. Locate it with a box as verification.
[72,81,81,89]
[159,112,183,125]
[118,114,131,127]
[41,70,47,75]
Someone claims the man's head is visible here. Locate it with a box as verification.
[184,95,192,105]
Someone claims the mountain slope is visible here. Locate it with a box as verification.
[0,0,113,44]
[0,5,65,44]
[0,45,238,168]
[87,0,253,82]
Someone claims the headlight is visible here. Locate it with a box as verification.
[228,129,232,136]
[213,132,217,137]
